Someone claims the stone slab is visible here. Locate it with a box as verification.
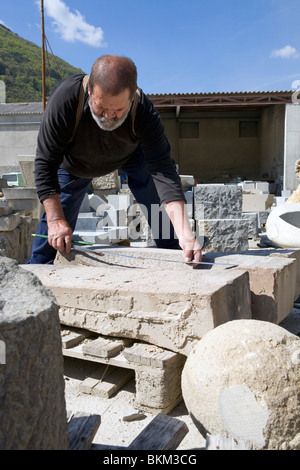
[2,187,38,199]
[22,263,252,356]
[55,246,204,270]
[203,250,298,323]
[55,245,300,322]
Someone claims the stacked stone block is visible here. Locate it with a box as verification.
[73,193,130,244]
[194,184,249,252]
[0,184,40,263]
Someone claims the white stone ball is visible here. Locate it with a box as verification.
[181,319,300,450]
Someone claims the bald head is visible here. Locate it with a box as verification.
[89,55,138,100]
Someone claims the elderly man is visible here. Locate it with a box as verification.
[29,55,202,264]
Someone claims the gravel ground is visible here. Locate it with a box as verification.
[64,304,300,451]
[64,356,206,450]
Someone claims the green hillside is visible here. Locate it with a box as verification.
[0,24,85,103]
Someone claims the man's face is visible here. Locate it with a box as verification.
[88,84,132,131]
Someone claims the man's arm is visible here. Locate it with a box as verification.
[42,194,73,253]
[164,200,202,263]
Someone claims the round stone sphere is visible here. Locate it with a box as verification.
[181,319,300,450]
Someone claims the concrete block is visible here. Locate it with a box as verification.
[73,227,128,244]
[184,191,193,218]
[96,207,127,227]
[256,181,269,192]
[22,263,252,356]
[203,251,297,324]
[88,193,107,211]
[275,196,288,206]
[242,193,274,212]
[268,248,300,299]
[79,193,92,213]
[240,181,256,190]
[75,214,100,231]
[108,193,134,211]
[196,219,249,252]
[194,184,243,220]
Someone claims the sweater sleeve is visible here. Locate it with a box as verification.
[34,75,83,202]
[133,92,185,205]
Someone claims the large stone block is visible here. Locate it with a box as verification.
[196,219,249,252]
[194,184,243,220]
[22,263,252,356]
[203,250,297,323]
[242,193,274,212]
[0,258,68,450]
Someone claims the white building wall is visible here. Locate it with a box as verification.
[284,104,300,191]
[0,119,41,172]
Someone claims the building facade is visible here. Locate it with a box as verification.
[0,91,299,193]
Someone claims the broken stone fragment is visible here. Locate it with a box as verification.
[122,409,147,422]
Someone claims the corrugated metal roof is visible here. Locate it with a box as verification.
[149,90,293,107]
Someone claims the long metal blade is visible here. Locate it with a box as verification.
[32,233,239,268]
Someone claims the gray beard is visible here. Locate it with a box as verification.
[88,98,130,131]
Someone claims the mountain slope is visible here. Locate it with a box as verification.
[0,24,85,103]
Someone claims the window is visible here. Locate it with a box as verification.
[239,121,258,138]
[180,122,199,138]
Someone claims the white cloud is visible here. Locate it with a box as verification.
[0,19,8,27]
[42,0,105,47]
[270,45,299,59]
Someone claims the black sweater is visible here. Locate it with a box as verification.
[35,74,184,204]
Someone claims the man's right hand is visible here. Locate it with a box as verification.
[48,219,73,253]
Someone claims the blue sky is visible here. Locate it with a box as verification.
[1,0,300,94]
